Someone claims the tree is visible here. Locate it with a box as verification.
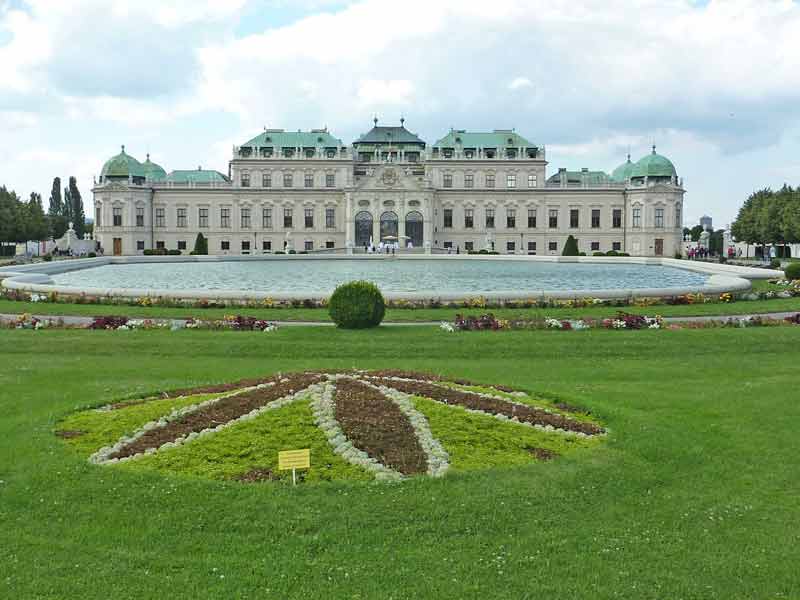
[26,192,49,243]
[688,225,704,242]
[68,176,85,237]
[561,234,579,256]
[47,176,68,239]
[192,233,208,255]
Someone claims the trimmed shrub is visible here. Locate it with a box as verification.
[328,281,385,329]
[785,262,800,280]
[43,254,53,262]
[592,251,605,257]
[288,249,297,254]
[192,233,208,255]
[168,249,182,256]
[88,252,97,258]
[605,250,619,257]
[562,235,579,256]
[674,252,683,259]
[770,258,781,269]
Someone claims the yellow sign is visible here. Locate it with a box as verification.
[278,449,310,471]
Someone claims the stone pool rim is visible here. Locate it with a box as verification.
[0,255,780,302]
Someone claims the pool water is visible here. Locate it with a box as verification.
[50,259,708,294]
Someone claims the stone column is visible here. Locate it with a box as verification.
[373,202,381,244]
[345,192,354,254]
[423,195,433,254]
[398,195,406,247]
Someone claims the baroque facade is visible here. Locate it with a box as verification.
[93,119,685,257]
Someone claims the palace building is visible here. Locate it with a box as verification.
[92,119,685,257]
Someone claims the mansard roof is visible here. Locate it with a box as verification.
[241,129,343,149]
[546,170,611,186]
[164,169,230,184]
[433,129,536,149]
[353,120,426,146]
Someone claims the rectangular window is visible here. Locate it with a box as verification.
[570,209,579,228]
[655,208,665,228]
[591,209,600,228]
[486,174,495,188]
[443,173,453,188]
[485,208,495,229]
[443,241,453,249]
[199,208,209,228]
[221,240,230,251]
[675,206,682,228]
[113,207,123,227]
[136,240,145,251]
[262,207,272,229]
[136,207,144,227]
[633,207,642,228]
[465,174,474,188]
[548,241,558,252]
[262,241,272,252]
[241,207,251,229]
[326,241,335,249]
[284,208,293,228]
[220,208,231,228]
[156,241,165,250]
[506,241,515,253]
[262,173,271,188]
[241,241,250,253]
[527,209,537,228]
[304,208,314,228]
[304,173,313,188]
[528,241,537,254]
[304,240,313,251]
[95,207,102,227]
[549,209,558,228]
[325,173,335,188]
[464,209,474,229]
[528,174,538,188]
[325,207,335,228]
[443,209,453,228]
[506,209,516,229]
[465,241,474,251]
[177,208,187,228]
[155,208,164,228]
[612,241,622,251]
[283,173,293,187]
[506,174,516,188]
[591,241,600,252]
[241,173,250,187]
[177,241,187,251]
[612,209,622,228]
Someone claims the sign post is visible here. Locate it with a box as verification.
[278,449,310,486]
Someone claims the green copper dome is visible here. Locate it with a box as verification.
[101,146,146,180]
[611,154,636,182]
[142,153,167,181]
[631,147,677,179]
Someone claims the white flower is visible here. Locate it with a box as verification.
[116,325,130,331]
[439,322,455,332]
[612,320,626,329]
[570,320,590,331]
[545,318,562,329]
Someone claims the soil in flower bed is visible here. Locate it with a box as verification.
[372,378,604,436]
[333,378,428,475]
[526,447,559,461]
[362,369,517,393]
[107,374,323,460]
[234,468,276,483]
[54,429,86,439]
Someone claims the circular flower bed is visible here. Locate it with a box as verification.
[56,370,606,484]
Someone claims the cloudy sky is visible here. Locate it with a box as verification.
[2,0,799,227]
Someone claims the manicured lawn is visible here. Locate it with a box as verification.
[1,326,799,598]
[2,293,800,323]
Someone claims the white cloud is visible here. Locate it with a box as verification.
[508,77,532,91]
[357,80,415,108]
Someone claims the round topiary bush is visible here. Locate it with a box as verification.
[328,281,386,329]
[785,262,800,281]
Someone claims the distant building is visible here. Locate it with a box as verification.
[700,215,713,231]
[93,120,685,257]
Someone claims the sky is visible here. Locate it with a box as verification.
[2,0,800,228]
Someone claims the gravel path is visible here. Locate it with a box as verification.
[2,310,799,328]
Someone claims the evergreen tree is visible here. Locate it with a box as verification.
[63,184,73,224]
[191,232,208,255]
[48,177,62,217]
[26,192,49,242]
[68,176,85,237]
[0,186,21,254]
[561,234,579,256]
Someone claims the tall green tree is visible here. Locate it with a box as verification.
[68,176,85,237]
[47,176,68,239]
[26,192,49,243]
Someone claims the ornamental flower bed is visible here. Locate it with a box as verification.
[57,370,605,484]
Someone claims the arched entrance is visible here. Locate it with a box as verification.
[355,211,373,247]
[405,211,423,248]
[380,211,398,241]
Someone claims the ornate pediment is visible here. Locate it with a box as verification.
[354,165,426,192]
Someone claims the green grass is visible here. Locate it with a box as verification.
[2,326,800,598]
[2,290,800,323]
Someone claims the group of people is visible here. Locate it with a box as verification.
[687,246,712,260]
[363,240,414,255]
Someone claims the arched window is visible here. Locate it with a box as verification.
[355,211,373,247]
[405,211,423,248]
[380,211,398,241]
